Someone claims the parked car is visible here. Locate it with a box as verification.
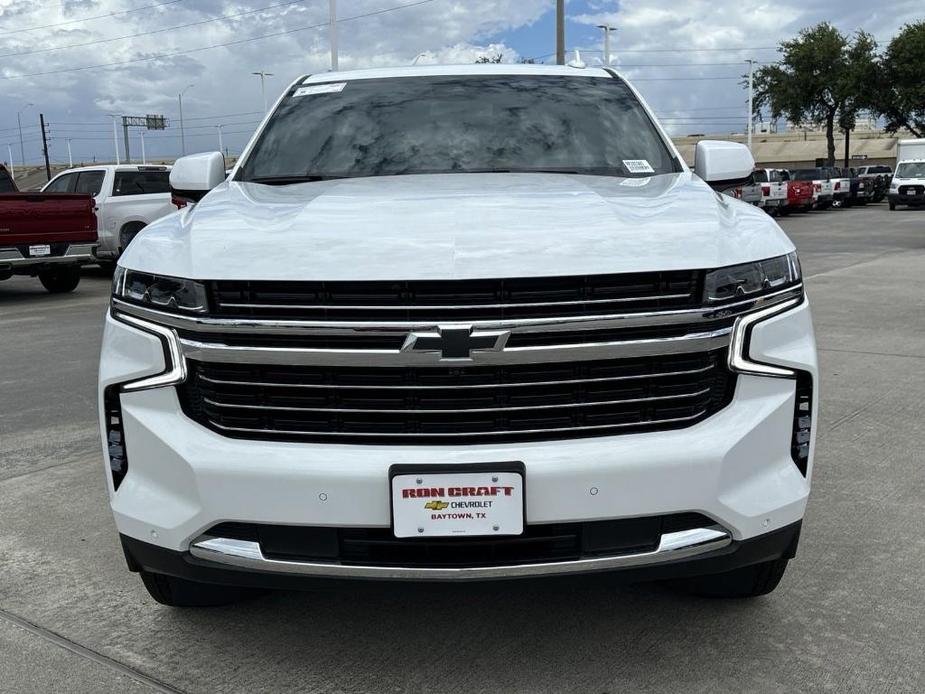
[822,167,851,207]
[0,164,98,292]
[855,165,892,202]
[101,65,817,606]
[716,171,762,206]
[790,168,833,209]
[780,170,814,213]
[842,168,873,206]
[888,160,925,210]
[752,168,788,215]
[42,165,174,262]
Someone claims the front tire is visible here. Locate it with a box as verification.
[38,266,81,293]
[139,571,263,607]
[889,201,896,210]
[678,558,790,598]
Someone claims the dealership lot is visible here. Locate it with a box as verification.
[1,204,924,693]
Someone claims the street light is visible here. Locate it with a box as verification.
[251,71,275,113]
[17,102,33,168]
[178,83,195,156]
[6,144,14,179]
[216,124,225,155]
[596,25,616,66]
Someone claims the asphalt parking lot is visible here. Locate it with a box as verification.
[1,203,924,694]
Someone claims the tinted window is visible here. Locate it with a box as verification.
[44,173,77,192]
[112,170,171,196]
[0,167,14,192]
[752,170,768,182]
[869,165,892,174]
[792,169,826,181]
[240,75,680,182]
[75,170,105,196]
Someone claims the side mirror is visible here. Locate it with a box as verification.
[694,140,755,186]
[169,152,226,204]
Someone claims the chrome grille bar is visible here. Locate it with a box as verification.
[201,387,711,415]
[197,363,715,390]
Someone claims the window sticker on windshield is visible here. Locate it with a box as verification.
[293,82,347,97]
[623,159,655,174]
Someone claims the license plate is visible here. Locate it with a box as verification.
[29,244,51,257]
[391,470,524,538]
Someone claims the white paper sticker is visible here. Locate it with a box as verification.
[623,159,655,174]
[293,82,347,97]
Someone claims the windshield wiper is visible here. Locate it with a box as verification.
[245,175,347,185]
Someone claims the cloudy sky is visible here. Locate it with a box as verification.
[0,0,921,166]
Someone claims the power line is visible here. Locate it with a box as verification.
[0,0,309,59]
[0,0,437,81]
[0,0,187,36]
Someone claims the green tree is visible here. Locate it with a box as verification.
[475,53,504,64]
[875,21,925,137]
[753,23,878,166]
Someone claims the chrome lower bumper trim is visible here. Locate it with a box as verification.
[188,526,732,581]
[0,243,96,266]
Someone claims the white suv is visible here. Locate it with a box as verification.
[99,65,817,606]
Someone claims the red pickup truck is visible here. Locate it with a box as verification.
[0,164,98,293]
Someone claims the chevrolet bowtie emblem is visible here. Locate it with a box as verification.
[402,326,510,360]
[424,500,449,510]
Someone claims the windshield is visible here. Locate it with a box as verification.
[895,162,925,178]
[238,75,680,182]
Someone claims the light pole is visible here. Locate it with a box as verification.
[216,124,224,155]
[596,25,616,66]
[251,71,275,113]
[66,139,73,167]
[140,131,146,164]
[17,103,33,167]
[329,0,338,71]
[178,83,195,156]
[746,59,755,151]
[6,144,14,179]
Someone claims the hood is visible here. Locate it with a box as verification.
[124,172,795,281]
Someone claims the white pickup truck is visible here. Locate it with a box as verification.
[753,168,788,214]
[99,65,817,607]
[42,165,174,262]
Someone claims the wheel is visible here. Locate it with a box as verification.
[38,266,81,293]
[139,570,262,607]
[678,558,790,598]
[119,223,146,253]
[889,201,896,211]
[778,206,791,217]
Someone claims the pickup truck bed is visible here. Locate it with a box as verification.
[0,165,98,293]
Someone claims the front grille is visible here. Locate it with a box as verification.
[206,513,713,568]
[177,349,735,444]
[898,185,924,196]
[207,271,702,321]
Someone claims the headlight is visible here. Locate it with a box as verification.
[112,267,208,313]
[704,252,802,304]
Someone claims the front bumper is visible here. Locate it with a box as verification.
[889,192,925,205]
[99,298,817,580]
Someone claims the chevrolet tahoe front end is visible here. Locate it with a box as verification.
[98,65,818,606]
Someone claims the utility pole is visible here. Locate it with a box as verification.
[251,71,275,113]
[555,0,565,65]
[39,113,51,181]
[111,116,121,165]
[216,124,224,155]
[140,131,146,164]
[746,59,755,151]
[179,84,194,156]
[17,103,32,167]
[122,116,132,164]
[597,24,616,66]
[329,0,338,71]
[67,139,73,167]
[7,144,14,179]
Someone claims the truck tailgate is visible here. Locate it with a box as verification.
[0,193,97,246]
